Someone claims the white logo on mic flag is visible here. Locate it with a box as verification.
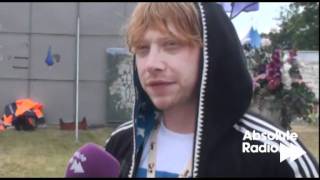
[70,159,84,173]
[69,151,87,173]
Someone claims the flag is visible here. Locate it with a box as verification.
[217,2,259,19]
[45,46,54,66]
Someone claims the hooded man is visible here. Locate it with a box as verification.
[105,2,319,178]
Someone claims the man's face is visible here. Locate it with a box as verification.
[135,26,201,110]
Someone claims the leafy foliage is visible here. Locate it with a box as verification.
[266,2,319,50]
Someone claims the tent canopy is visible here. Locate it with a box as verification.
[217,2,259,19]
[242,26,261,49]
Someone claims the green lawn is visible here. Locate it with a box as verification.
[0,125,113,177]
[291,123,319,162]
[0,124,318,177]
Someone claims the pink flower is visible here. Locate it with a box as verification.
[252,74,266,90]
[267,78,281,91]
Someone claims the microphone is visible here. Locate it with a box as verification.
[65,143,120,177]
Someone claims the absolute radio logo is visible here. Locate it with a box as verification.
[242,130,306,163]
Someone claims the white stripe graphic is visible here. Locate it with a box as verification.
[118,120,133,129]
[111,124,133,137]
[105,123,133,145]
[129,99,136,178]
[105,137,111,145]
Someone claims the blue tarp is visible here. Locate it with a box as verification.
[217,2,259,19]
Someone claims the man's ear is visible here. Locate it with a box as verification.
[133,55,138,75]
[133,55,142,87]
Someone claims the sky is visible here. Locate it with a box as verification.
[230,2,291,40]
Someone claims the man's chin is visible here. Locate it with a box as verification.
[151,99,173,111]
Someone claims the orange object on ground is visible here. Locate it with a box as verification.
[0,98,45,132]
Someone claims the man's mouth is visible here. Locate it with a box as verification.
[146,80,176,91]
[147,80,175,86]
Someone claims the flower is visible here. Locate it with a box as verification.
[261,38,271,47]
[265,49,283,91]
[244,45,318,129]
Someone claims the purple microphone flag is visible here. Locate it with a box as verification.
[65,143,120,177]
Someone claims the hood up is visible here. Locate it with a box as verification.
[128,2,253,177]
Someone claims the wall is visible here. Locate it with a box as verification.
[0,2,137,126]
[297,51,319,99]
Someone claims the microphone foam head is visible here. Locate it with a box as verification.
[65,143,120,177]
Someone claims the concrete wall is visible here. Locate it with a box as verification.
[297,51,319,99]
[283,50,319,99]
[0,2,137,126]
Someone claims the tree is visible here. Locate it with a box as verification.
[267,2,319,50]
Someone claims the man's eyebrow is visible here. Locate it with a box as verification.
[158,36,177,41]
[154,37,179,44]
[136,35,178,46]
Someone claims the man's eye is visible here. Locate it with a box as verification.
[135,45,149,56]
[164,41,180,49]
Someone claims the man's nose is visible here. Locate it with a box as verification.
[145,46,166,73]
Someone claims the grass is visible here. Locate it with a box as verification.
[0,123,318,177]
[291,123,319,162]
[0,125,113,177]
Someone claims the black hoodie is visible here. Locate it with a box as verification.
[105,2,319,177]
